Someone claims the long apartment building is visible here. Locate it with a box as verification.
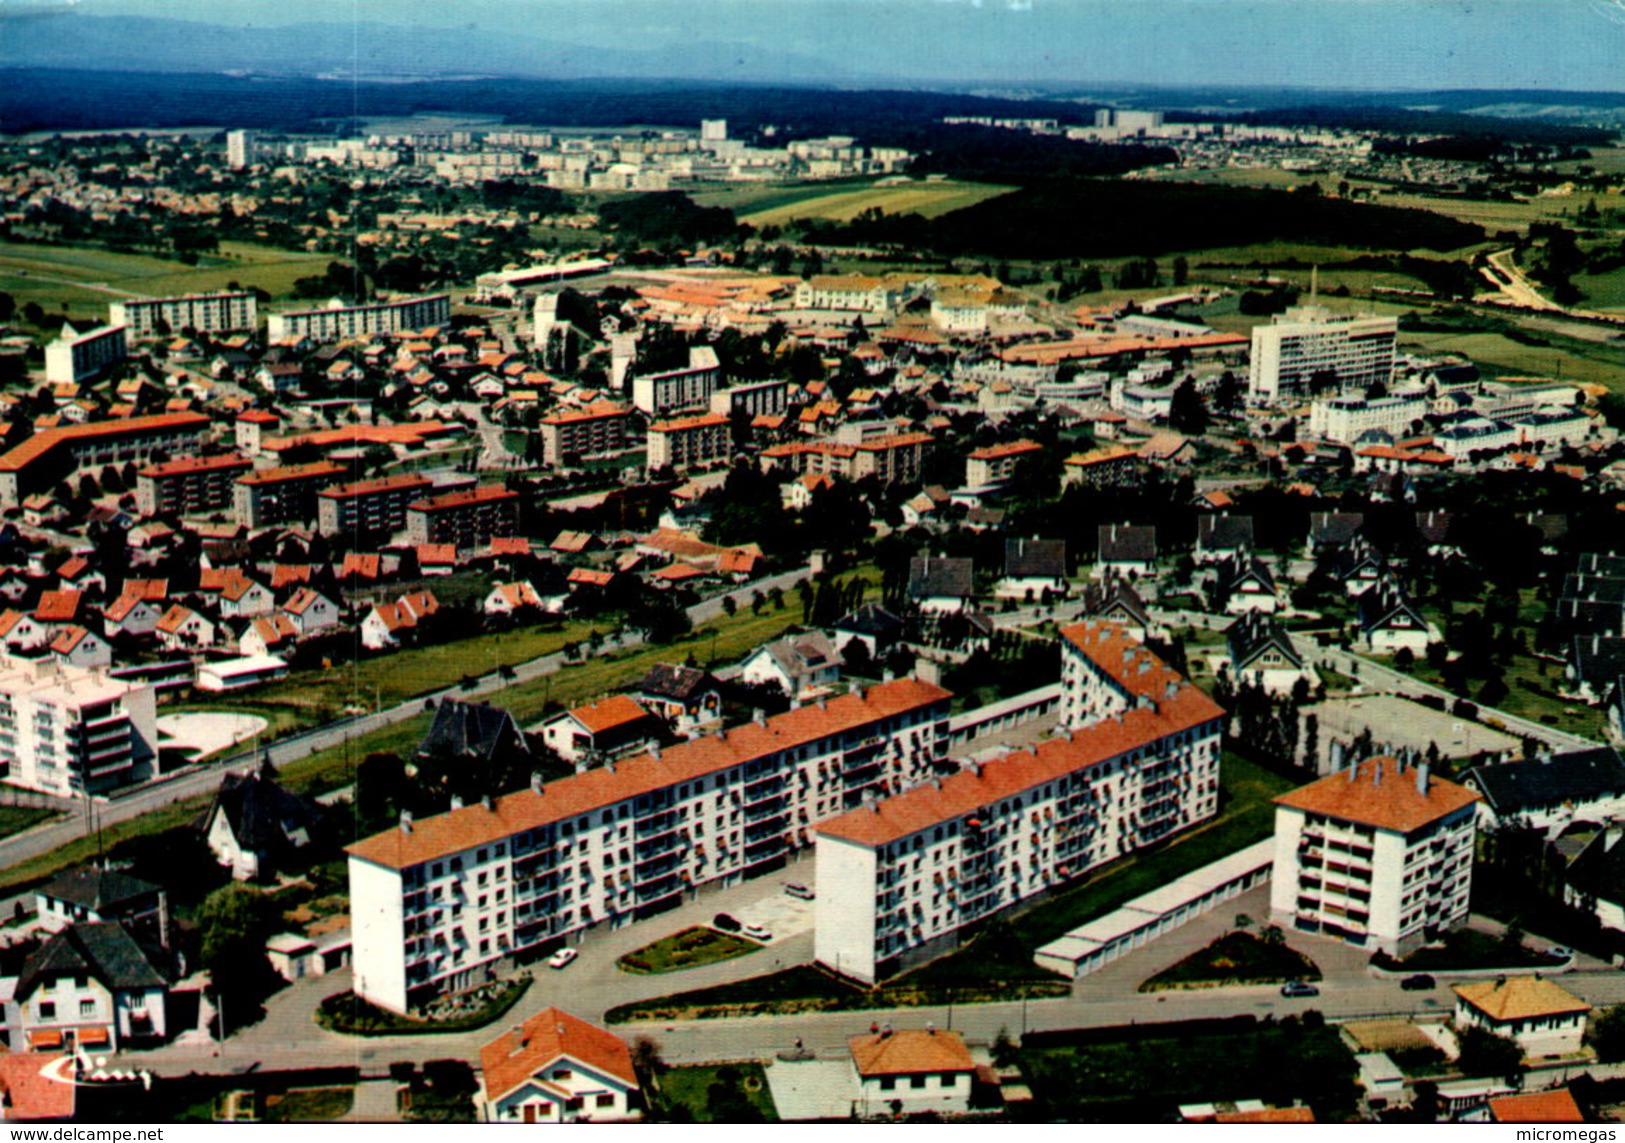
[1308,393,1429,444]
[537,402,635,466]
[265,294,451,344]
[760,432,932,486]
[135,453,253,518]
[0,654,158,798]
[0,412,211,507]
[233,461,347,529]
[44,324,128,385]
[1270,756,1478,958]
[347,677,952,1013]
[815,621,1224,984]
[109,292,257,338]
[405,484,521,549]
[1247,306,1397,406]
[646,412,731,473]
[317,472,434,538]
[631,347,720,416]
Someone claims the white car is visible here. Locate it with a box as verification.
[784,883,815,900]
[742,924,772,942]
[548,947,579,969]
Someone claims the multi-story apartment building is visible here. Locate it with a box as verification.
[646,413,731,473]
[1270,757,1478,957]
[1247,307,1397,406]
[815,621,1224,984]
[347,677,952,1013]
[232,461,347,529]
[793,275,901,313]
[226,129,257,169]
[109,292,258,339]
[316,473,434,538]
[630,347,720,416]
[405,485,520,550]
[965,440,1042,488]
[0,654,158,798]
[1308,394,1429,444]
[44,325,128,385]
[760,433,932,486]
[0,412,211,507]
[709,379,790,420]
[265,294,451,343]
[135,453,253,518]
[537,403,635,466]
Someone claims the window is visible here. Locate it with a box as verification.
[879,1077,896,1092]
[39,1002,56,1019]
[552,1069,573,1081]
[80,1000,95,1017]
[596,1095,616,1108]
[910,1075,927,1089]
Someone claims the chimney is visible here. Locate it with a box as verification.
[530,772,544,794]
[1372,760,1382,787]
[1347,756,1358,782]
[883,668,895,683]
[1416,762,1430,796]
[717,728,727,742]
[399,809,413,834]
[651,744,662,761]
[851,682,864,702]
[449,794,464,811]
[605,760,616,774]
[753,708,766,726]
[481,794,494,811]
[817,697,827,711]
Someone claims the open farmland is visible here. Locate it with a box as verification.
[732,179,1015,227]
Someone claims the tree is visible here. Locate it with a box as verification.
[721,596,738,618]
[195,883,284,1034]
[1455,1025,1524,1079]
[1588,1005,1625,1064]
[1167,379,1210,435]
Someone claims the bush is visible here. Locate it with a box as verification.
[315,977,531,1037]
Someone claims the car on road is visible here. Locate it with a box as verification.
[1400,973,1436,991]
[784,883,815,900]
[1280,980,1320,998]
[713,913,741,933]
[548,947,578,970]
[742,923,772,942]
[1547,946,1573,961]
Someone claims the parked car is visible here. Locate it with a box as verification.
[1547,946,1574,961]
[548,947,579,970]
[784,882,815,900]
[713,913,741,933]
[742,923,772,942]
[1401,973,1436,991]
[1280,980,1320,998]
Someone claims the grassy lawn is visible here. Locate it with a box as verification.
[1578,264,1625,313]
[655,1063,777,1123]
[0,805,57,840]
[1018,1019,1358,1121]
[316,977,531,1035]
[264,1088,354,1123]
[618,927,763,975]
[1139,930,1320,993]
[1377,928,1565,973]
[1398,327,1625,393]
[732,179,1015,227]
[0,238,330,311]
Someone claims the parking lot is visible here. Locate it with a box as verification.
[727,884,817,944]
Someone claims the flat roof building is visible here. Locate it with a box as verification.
[0,653,158,798]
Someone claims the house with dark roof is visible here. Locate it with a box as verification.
[739,631,845,699]
[1465,748,1625,835]
[1082,581,1156,643]
[1212,550,1281,615]
[1195,515,1254,565]
[3,923,168,1052]
[34,866,169,951]
[1358,578,1437,655]
[624,663,721,736]
[1306,512,1363,556]
[907,557,974,614]
[203,765,325,881]
[998,538,1068,600]
[1329,535,1387,599]
[1563,825,1625,935]
[831,603,906,660]
[1567,634,1625,704]
[1095,525,1156,580]
[1225,612,1314,696]
[416,700,530,769]
[477,1007,640,1123]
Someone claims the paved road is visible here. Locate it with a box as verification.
[0,564,815,874]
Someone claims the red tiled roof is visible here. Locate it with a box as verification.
[0,1052,76,1120]
[340,553,382,580]
[139,453,251,479]
[48,625,95,654]
[649,412,730,434]
[967,439,1042,462]
[1488,1089,1584,1124]
[566,695,652,735]
[348,677,951,870]
[408,484,519,513]
[0,412,211,473]
[848,1030,974,1077]
[1214,1108,1317,1124]
[34,591,82,623]
[480,1007,637,1105]
[568,567,614,587]
[1275,757,1478,834]
[318,473,433,500]
[539,401,631,427]
[236,461,346,487]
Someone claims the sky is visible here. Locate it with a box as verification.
[16,0,1625,91]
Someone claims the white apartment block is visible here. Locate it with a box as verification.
[815,621,1225,985]
[226,129,257,169]
[109,292,257,339]
[1270,757,1478,958]
[347,678,952,1013]
[265,294,450,344]
[44,325,128,385]
[1248,307,1397,406]
[709,378,790,420]
[793,275,900,314]
[631,347,720,416]
[646,412,731,473]
[1309,393,1429,444]
[0,654,158,798]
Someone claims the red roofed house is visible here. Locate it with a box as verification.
[849,1028,977,1117]
[155,605,217,651]
[240,613,300,658]
[49,625,111,670]
[0,610,51,653]
[102,590,162,640]
[1487,1088,1586,1124]
[477,1007,640,1123]
[965,439,1043,489]
[1454,977,1592,1060]
[482,581,543,617]
[1271,757,1479,957]
[197,569,274,619]
[540,696,662,765]
[283,587,340,634]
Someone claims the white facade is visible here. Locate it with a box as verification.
[44,325,128,385]
[1309,394,1429,443]
[0,655,157,798]
[110,293,257,338]
[1270,758,1477,957]
[266,294,450,343]
[631,347,720,416]
[1248,307,1397,406]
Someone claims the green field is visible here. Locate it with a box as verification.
[1579,265,1625,313]
[715,179,1015,228]
[655,1063,777,1123]
[1398,327,1625,392]
[618,927,763,975]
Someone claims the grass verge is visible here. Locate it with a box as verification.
[1139,930,1320,992]
[654,1062,777,1123]
[618,927,763,975]
[315,977,531,1036]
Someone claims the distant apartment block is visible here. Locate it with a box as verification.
[1270,757,1478,958]
[537,402,635,466]
[44,325,128,385]
[1248,307,1397,406]
[135,453,253,518]
[709,378,790,420]
[794,275,900,313]
[109,292,258,338]
[405,484,520,549]
[1309,393,1429,444]
[346,677,952,1013]
[0,412,211,507]
[760,433,932,485]
[646,413,731,473]
[631,347,721,417]
[0,654,158,798]
[233,461,347,529]
[317,473,434,538]
[965,439,1042,488]
[226,129,257,169]
[815,621,1223,984]
[265,294,451,344]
